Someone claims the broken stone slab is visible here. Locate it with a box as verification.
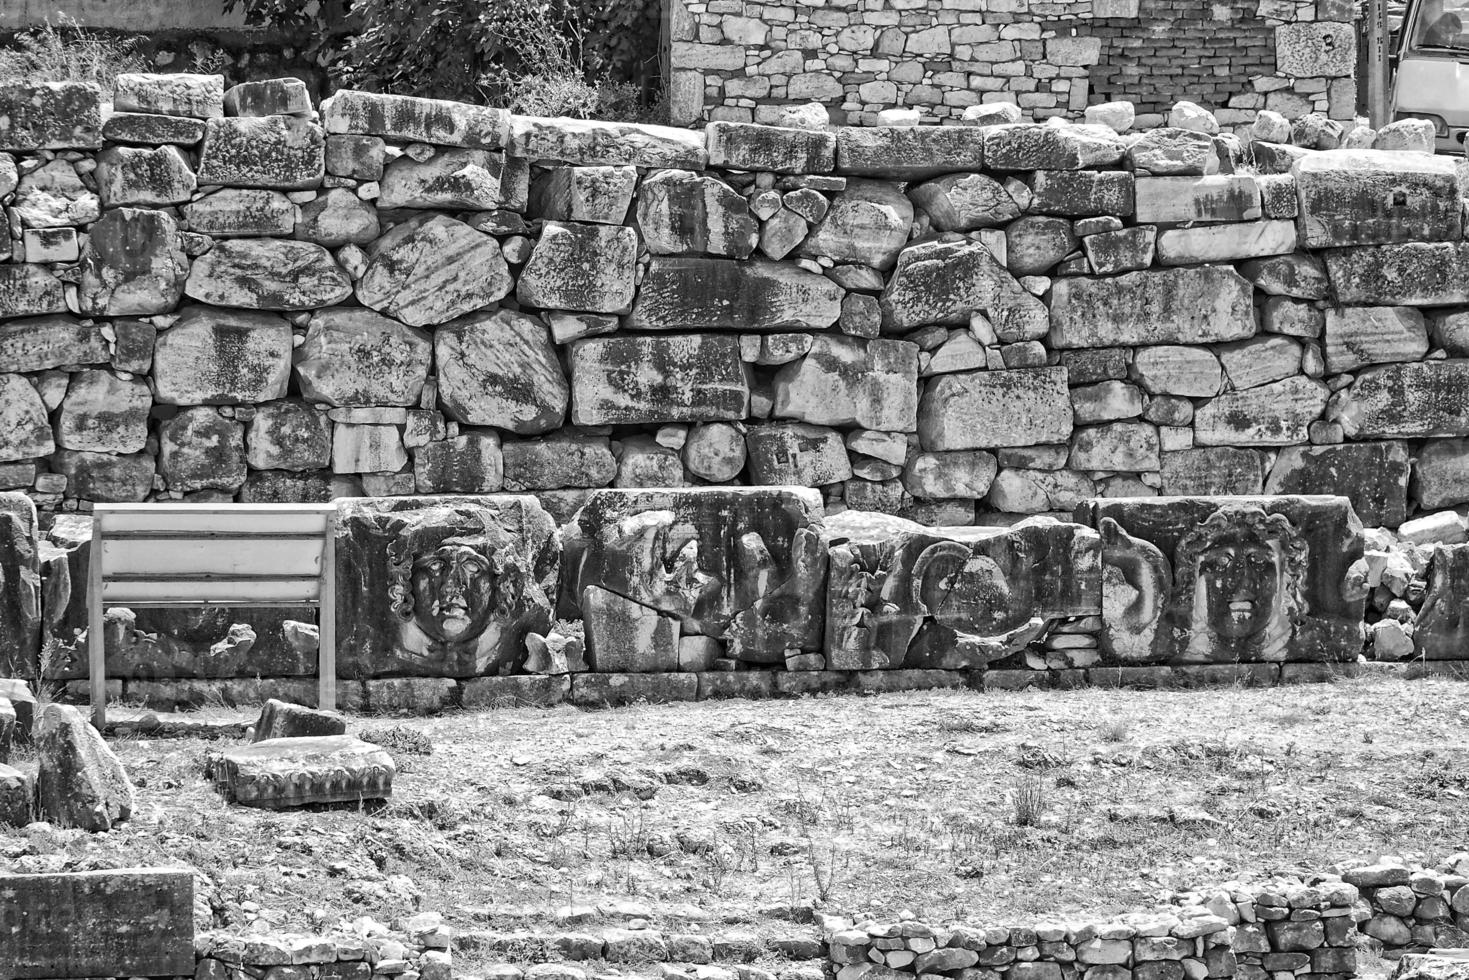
[1133,175,1262,224]
[115,72,223,118]
[436,309,568,433]
[825,510,1098,670]
[982,122,1125,170]
[414,431,504,493]
[902,450,998,499]
[251,699,346,742]
[1337,361,1469,438]
[798,179,913,270]
[224,77,313,117]
[1323,307,1429,374]
[0,265,66,320]
[881,238,1047,340]
[77,207,190,317]
[323,90,509,148]
[14,159,100,227]
[630,257,841,331]
[909,172,1021,232]
[746,421,852,487]
[918,367,1072,450]
[184,188,296,237]
[1217,335,1303,391]
[1265,441,1410,528]
[1294,148,1463,247]
[1240,253,1331,299]
[502,433,617,491]
[1080,494,1364,665]
[772,335,918,432]
[35,703,134,831]
[0,374,52,461]
[1194,376,1329,446]
[293,188,379,247]
[1159,447,1267,495]
[706,121,836,174]
[1124,127,1219,176]
[560,486,827,661]
[1323,243,1469,306]
[0,81,102,150]
[102,111,207,146]
[636,169,757,259]
[570,333,748,425]
[508,115,706,169]
[1155,219,1297,265]
[246,399,332,470]
[185,238,351,310]
[95,144,196,207]
[197,116,324,189]
[987,467,1096,514]
[1006,214,1078,275]
[581,585,681,672]
[355,214,512,327]
[55,370,151,453]
[214,735,394,808]
[293,306,431,407]
[378,148,503,210]
[834,125,986,179]
[159,407,246,492]
[1069,421,1161,472]
[1050,267,1255,348]
[517,221,638,314]
[0,314,108,372]
[529,165,636,225]
[153,305,293,405]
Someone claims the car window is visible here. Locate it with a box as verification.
[1413,0,1469,47]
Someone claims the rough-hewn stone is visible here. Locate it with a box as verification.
[773,336,918,432]
[517,221,638,314]
[355,214,512,327]
[153,306,293,405]
[436,310,568,433]
[1050,268,1255,347]
[186,239,351,310]
[571,334,748,425]
[323,90,509,148]
[919,368,1072,450]
[294,307,431,407]
[197,116,324,189]
[631,257,841,331]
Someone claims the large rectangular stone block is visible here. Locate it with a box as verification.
[1323,243,1469,305]
[1338,361,1469,438]
[508,115,706,169]
[1134,175,1261,224]
[323,90,509,148]
[1264,441,1410,528]
[0,868,194,978]
[918,367,1073,450]
[707,121,835,173]
[835,126,986,178]
[1156,220,1297,265]
[630,257,842,332]
[0,82,102,151]
[1295,149,1463,247]
[1194,376,1329,446]
[570,334,749,425]
[1049,268,1255,348]
[772,335,919,432]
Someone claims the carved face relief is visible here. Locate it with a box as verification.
[410,544,494,644]
[1196,534,1281,641]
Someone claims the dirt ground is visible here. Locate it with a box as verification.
[4,670,1467,971]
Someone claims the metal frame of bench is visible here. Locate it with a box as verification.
[87,503,337,728]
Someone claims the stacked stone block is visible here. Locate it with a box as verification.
[1344,860,1469,955]
[669,0,1353,129]
[195,914,453,980]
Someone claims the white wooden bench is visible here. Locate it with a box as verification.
[88,503,338,728]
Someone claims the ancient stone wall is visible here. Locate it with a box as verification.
[666,0,1356,128]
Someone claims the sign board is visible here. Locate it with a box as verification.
[0,868,195,978]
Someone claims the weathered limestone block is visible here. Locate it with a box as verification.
[1131,346,1223,397]
[332,423,406,474]
[251,699,345,743]
[502,433,616,491]
[215,735,394,808]
[247,400,332,470]
[224,77,312,117]
[436,309,568,433]
[35,703,134,830]
[1276,21,1355,76]
[0,265,66,320]
[1194,376,1329,446]
[582,586,680,672]
[14,159,99,227]
[153,306,293,405]
[1156,220,1297,265]
[356,214,512,327]
[186,238,351,310]
[414,432,504,494]
[1133,175,1261,224]
[835,126,986,178]
[746,422,852,486]
[77,208,189,316]
[1125,127,1219,176]
[0,315,107,372]
[95,145,196,207]
[1070,421,1161,472]
[707,121,836,174]
[902,451,998,499]
[509,115,706,169]
[1242,253,1332,299]
[0,374,53,461]
[52,450,154,501]
[103,111,207,145]
[631,257,841,331]
[325,134,385,180]
[1323,307,1429,374]
[772,336,919,432]
[1323,243,1469,306]
[531,165,636,224]
[1072,380,1144,424]
[1080,494,1364,665]
[571,334,748,425]
[1049,268,1255,347]
[336,496,558,676]
[1218,335,1303,390]
[55,370,150,453]
[294,307,430,407]
[798,180,913,270]
[1416,545,1469,659]
[159,407,247,492]
[1160,447,1267,495]
[909,172,1021,232]
[115,73,222,118]
[197,116,324,189]
[637,169,757,258]
[0,495,40,677]
[1337,362,1469,438]
[1027,170,1135,218]
[184,188,296,237]
[1006,215,1079,275]
[0,82,102,150]
[1417,439,1469,509]
[1265,442,1410,528]
[982,123,1126,170]
[561,487,827,661]
[378,149,503,210]
[881,239,1047,340]
[293,189,380,247]
[517,221,637,314]
[1295,149,1463,247]
[825,511,1099,670]
[324,90,508,147]
[919,368,1072,450]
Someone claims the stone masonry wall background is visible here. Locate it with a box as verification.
[667,0,1357,128]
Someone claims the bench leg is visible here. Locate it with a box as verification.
[88,530,105,730]
[318,517,337,712]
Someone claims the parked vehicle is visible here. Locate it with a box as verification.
[1391,0,1469,151]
